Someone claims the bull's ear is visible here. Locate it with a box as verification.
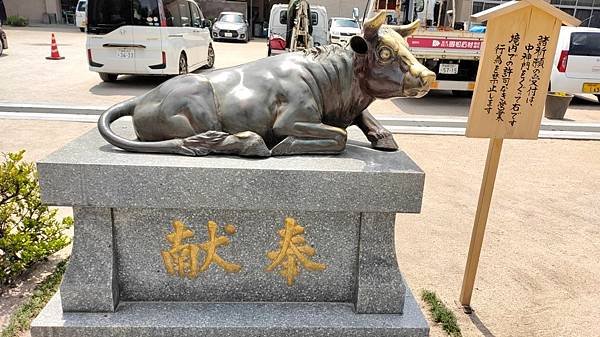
[350,35,368,54]
[363,10,387,41]
[386,19,421,38]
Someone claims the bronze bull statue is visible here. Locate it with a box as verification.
[98,11,435,157]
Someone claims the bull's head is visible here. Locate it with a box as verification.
[350,11,435,98]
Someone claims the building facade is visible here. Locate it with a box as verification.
[3,0,64,24]
[459,0,600,27]
[6,0,595,30]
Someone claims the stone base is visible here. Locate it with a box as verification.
[32,289,429,337]
[34,124,429,336]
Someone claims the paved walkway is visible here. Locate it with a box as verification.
[1,26,599,124]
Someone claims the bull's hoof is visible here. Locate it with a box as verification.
[372,136,399,151]
[235,131,271,157]
[270,137,294,156]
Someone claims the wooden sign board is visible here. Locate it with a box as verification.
[459,0,579,310]
[466,0,580,139]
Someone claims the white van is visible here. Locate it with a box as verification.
[86,0,214,82]
[327,17,361,46]
[551,27,600,101]
[267,4,328,54]
[75,0,86,32]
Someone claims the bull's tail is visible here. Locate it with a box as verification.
[97,98,190,156]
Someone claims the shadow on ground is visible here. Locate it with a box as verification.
[391,89,599,118]
[87,67,206,97]
[391,90,471,117]
[469,311,497,337]
[89,75,168,97]
[568,95,599,110]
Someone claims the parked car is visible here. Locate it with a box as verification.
[0,25,7,56]
[551,26,600,102]
[86,0,214,82]
[75,0,87,32]
[267,4,328,56]
[212,11,248,42]
[327,17,360,46]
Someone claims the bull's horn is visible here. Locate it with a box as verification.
[363,11,387,40]
[384,19,421,38]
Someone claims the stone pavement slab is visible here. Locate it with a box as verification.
[32,289,428,337]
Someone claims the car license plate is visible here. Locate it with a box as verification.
[117,48,134,59]
[582,83,600,93]
[224,32,233,37]
[439,63,459,75]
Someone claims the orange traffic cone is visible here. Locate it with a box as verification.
[46,33,65,60]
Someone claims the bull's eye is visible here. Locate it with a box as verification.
[377,46,394,63]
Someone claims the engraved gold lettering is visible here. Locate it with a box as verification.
[266,217,326,286]
[161,220,241,278]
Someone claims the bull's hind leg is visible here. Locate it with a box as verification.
[271,122,347,156]
[181,130,270,157]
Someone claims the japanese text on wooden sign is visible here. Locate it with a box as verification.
[466,6,562,139]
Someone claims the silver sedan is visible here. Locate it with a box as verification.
[212,12,249,42]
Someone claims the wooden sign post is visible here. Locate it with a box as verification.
[459,0,579,311]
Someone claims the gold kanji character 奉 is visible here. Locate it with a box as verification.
[266,217,326,286]
[161,220,241,279]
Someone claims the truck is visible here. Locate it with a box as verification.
[267,3,328,56]
[366,0,485,95]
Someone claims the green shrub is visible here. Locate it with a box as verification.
[6,15,29,27]
[0,150,72,285]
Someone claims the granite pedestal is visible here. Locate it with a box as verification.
[31,122,429,337]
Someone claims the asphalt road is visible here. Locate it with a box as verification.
[0,25,599,122]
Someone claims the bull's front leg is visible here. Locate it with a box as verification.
[354,110,398,151]
[270,122,348,156]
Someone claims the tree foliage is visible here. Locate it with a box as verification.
[0,150,72,285]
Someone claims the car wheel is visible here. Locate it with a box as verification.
[179,53,188,74]
[268,46,272,57]
[99,73,118,82]
[203,45,215,69]
[0,40,3,56]
[79,27,85,32]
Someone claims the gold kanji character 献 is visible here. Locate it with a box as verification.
[161,220,241,278]
[266,217,326,285]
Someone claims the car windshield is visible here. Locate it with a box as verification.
[88,0,160,34]
[333,19,359,28]
[219,14,244,23]
[88,0,132,31]
[77,1,86,11]
[569,32,600,57]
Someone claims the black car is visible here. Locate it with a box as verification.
[0,26,7,56]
